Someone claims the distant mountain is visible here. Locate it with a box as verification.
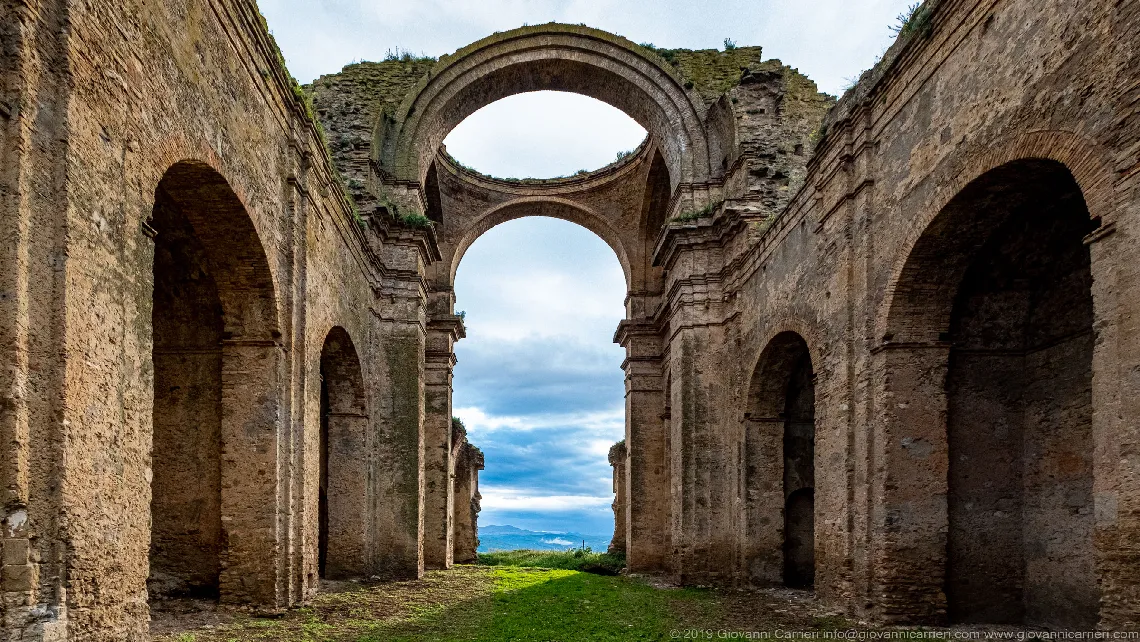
[478,524,612,553]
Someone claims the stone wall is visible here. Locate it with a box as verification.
[607,441,628,555]
[452,439,484,564]
[0,0,445,638]
[651,0,1139,628]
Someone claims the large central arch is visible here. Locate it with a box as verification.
[375,24,713,190]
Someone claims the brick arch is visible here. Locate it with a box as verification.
[868,133,1105,626]
[319,327,367,419]
[745,330,815,423]
[152,158,281,340]
[747,318,827,395]
[448,197,632,287]
[149,158,288,605]
[318,326,371,580]
[878,129,1116,340]
[378,24,711,191]
[741,329,817,587]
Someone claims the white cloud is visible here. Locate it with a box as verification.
[454,405,623,436]
[454,217,626,342]
[481,488,613,512]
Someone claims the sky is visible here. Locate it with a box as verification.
[260,0,917,535]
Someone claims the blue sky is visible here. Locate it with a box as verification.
[452,217,627,534]
[261,0,917,535]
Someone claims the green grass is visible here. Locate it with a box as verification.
[671,199,723,223]
[373,567,703,641]
[152,560,860,642]
[476,548,626,575]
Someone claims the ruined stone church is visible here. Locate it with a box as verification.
[2,0,1138,638]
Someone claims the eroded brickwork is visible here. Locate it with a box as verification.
[607,441,628,555]
[452,439,484,564]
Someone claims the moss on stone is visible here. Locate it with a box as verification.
[646,45,768,106]
[309,59,439,129]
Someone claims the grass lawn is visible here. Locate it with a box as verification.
[476,548,626,575]
[151,551,848,641]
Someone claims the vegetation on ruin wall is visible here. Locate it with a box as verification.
[819,0,937,146]
[638,43,768,106]
[309,57,437,129]
[376,193,434,230]
[671,200,724,223]
[891,2,935,39]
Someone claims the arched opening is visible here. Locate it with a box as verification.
[318,328,369,580]
[640,148,672,276]
[743,332,815,589]
[382,25,712,189]
[149,171,224,600]
[452,216,626,548]
[149,160,282,606]
[887,159,1098,628]
[449,199,632,287]
[945,162,1096,627]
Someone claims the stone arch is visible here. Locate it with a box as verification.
[638,146,673,285]
[742,331,815,589]
[879,158,1099,627]
[449,197,632,287]
[879,130,1116,340]
[378,24,712,190]
[149,159,285,605]
[318,327,369,580]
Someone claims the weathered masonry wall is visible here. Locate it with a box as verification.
[651,0,1139,630]
[452,439,483,564]
[0,0,460,639]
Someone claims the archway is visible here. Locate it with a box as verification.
[886,159,1098,628]
[149,160,282,605]
[451,216,627,549]
[379,24,712,190]
[318,328,369,580]
[449,199,632,287]
[743,331,815,588]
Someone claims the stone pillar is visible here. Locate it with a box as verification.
[608,441,628,555]
[369,231,434,579]
[423,296,465,570]
[669,323,737,585]
[867,342,951,624]
[218,340,289,605]
[615,318,669,572]
[452,440,484,563]
[1086,202,1140,630]
[653,210,737,586]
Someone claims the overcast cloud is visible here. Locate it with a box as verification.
[261,0,916,536]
